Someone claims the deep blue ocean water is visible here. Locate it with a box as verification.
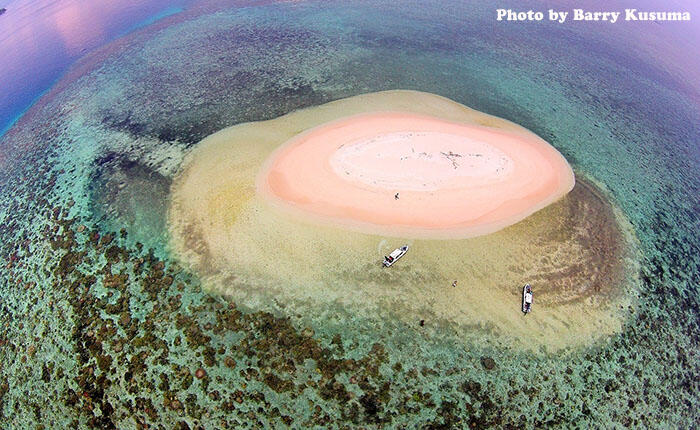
[0,0,194,137]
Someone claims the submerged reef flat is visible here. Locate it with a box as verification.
[0,0,698,428]
[169,90,638,352]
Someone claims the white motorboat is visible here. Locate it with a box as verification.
[522,284,533,313]
[382,245,408,267]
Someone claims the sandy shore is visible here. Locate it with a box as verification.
[258,111,574,238]
[168,90,637,352]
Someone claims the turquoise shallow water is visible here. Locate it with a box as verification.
[0,0,698,428]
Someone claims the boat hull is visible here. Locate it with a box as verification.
[382,245,409,267]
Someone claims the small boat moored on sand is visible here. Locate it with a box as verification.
[522,284,533,313]
[383,245,409,267]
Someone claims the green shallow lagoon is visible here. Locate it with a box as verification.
[0,0,698,428]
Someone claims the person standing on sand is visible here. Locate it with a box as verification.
[452,280,457,288]
[395,192,399,200]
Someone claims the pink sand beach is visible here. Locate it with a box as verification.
[257,111,574,238]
